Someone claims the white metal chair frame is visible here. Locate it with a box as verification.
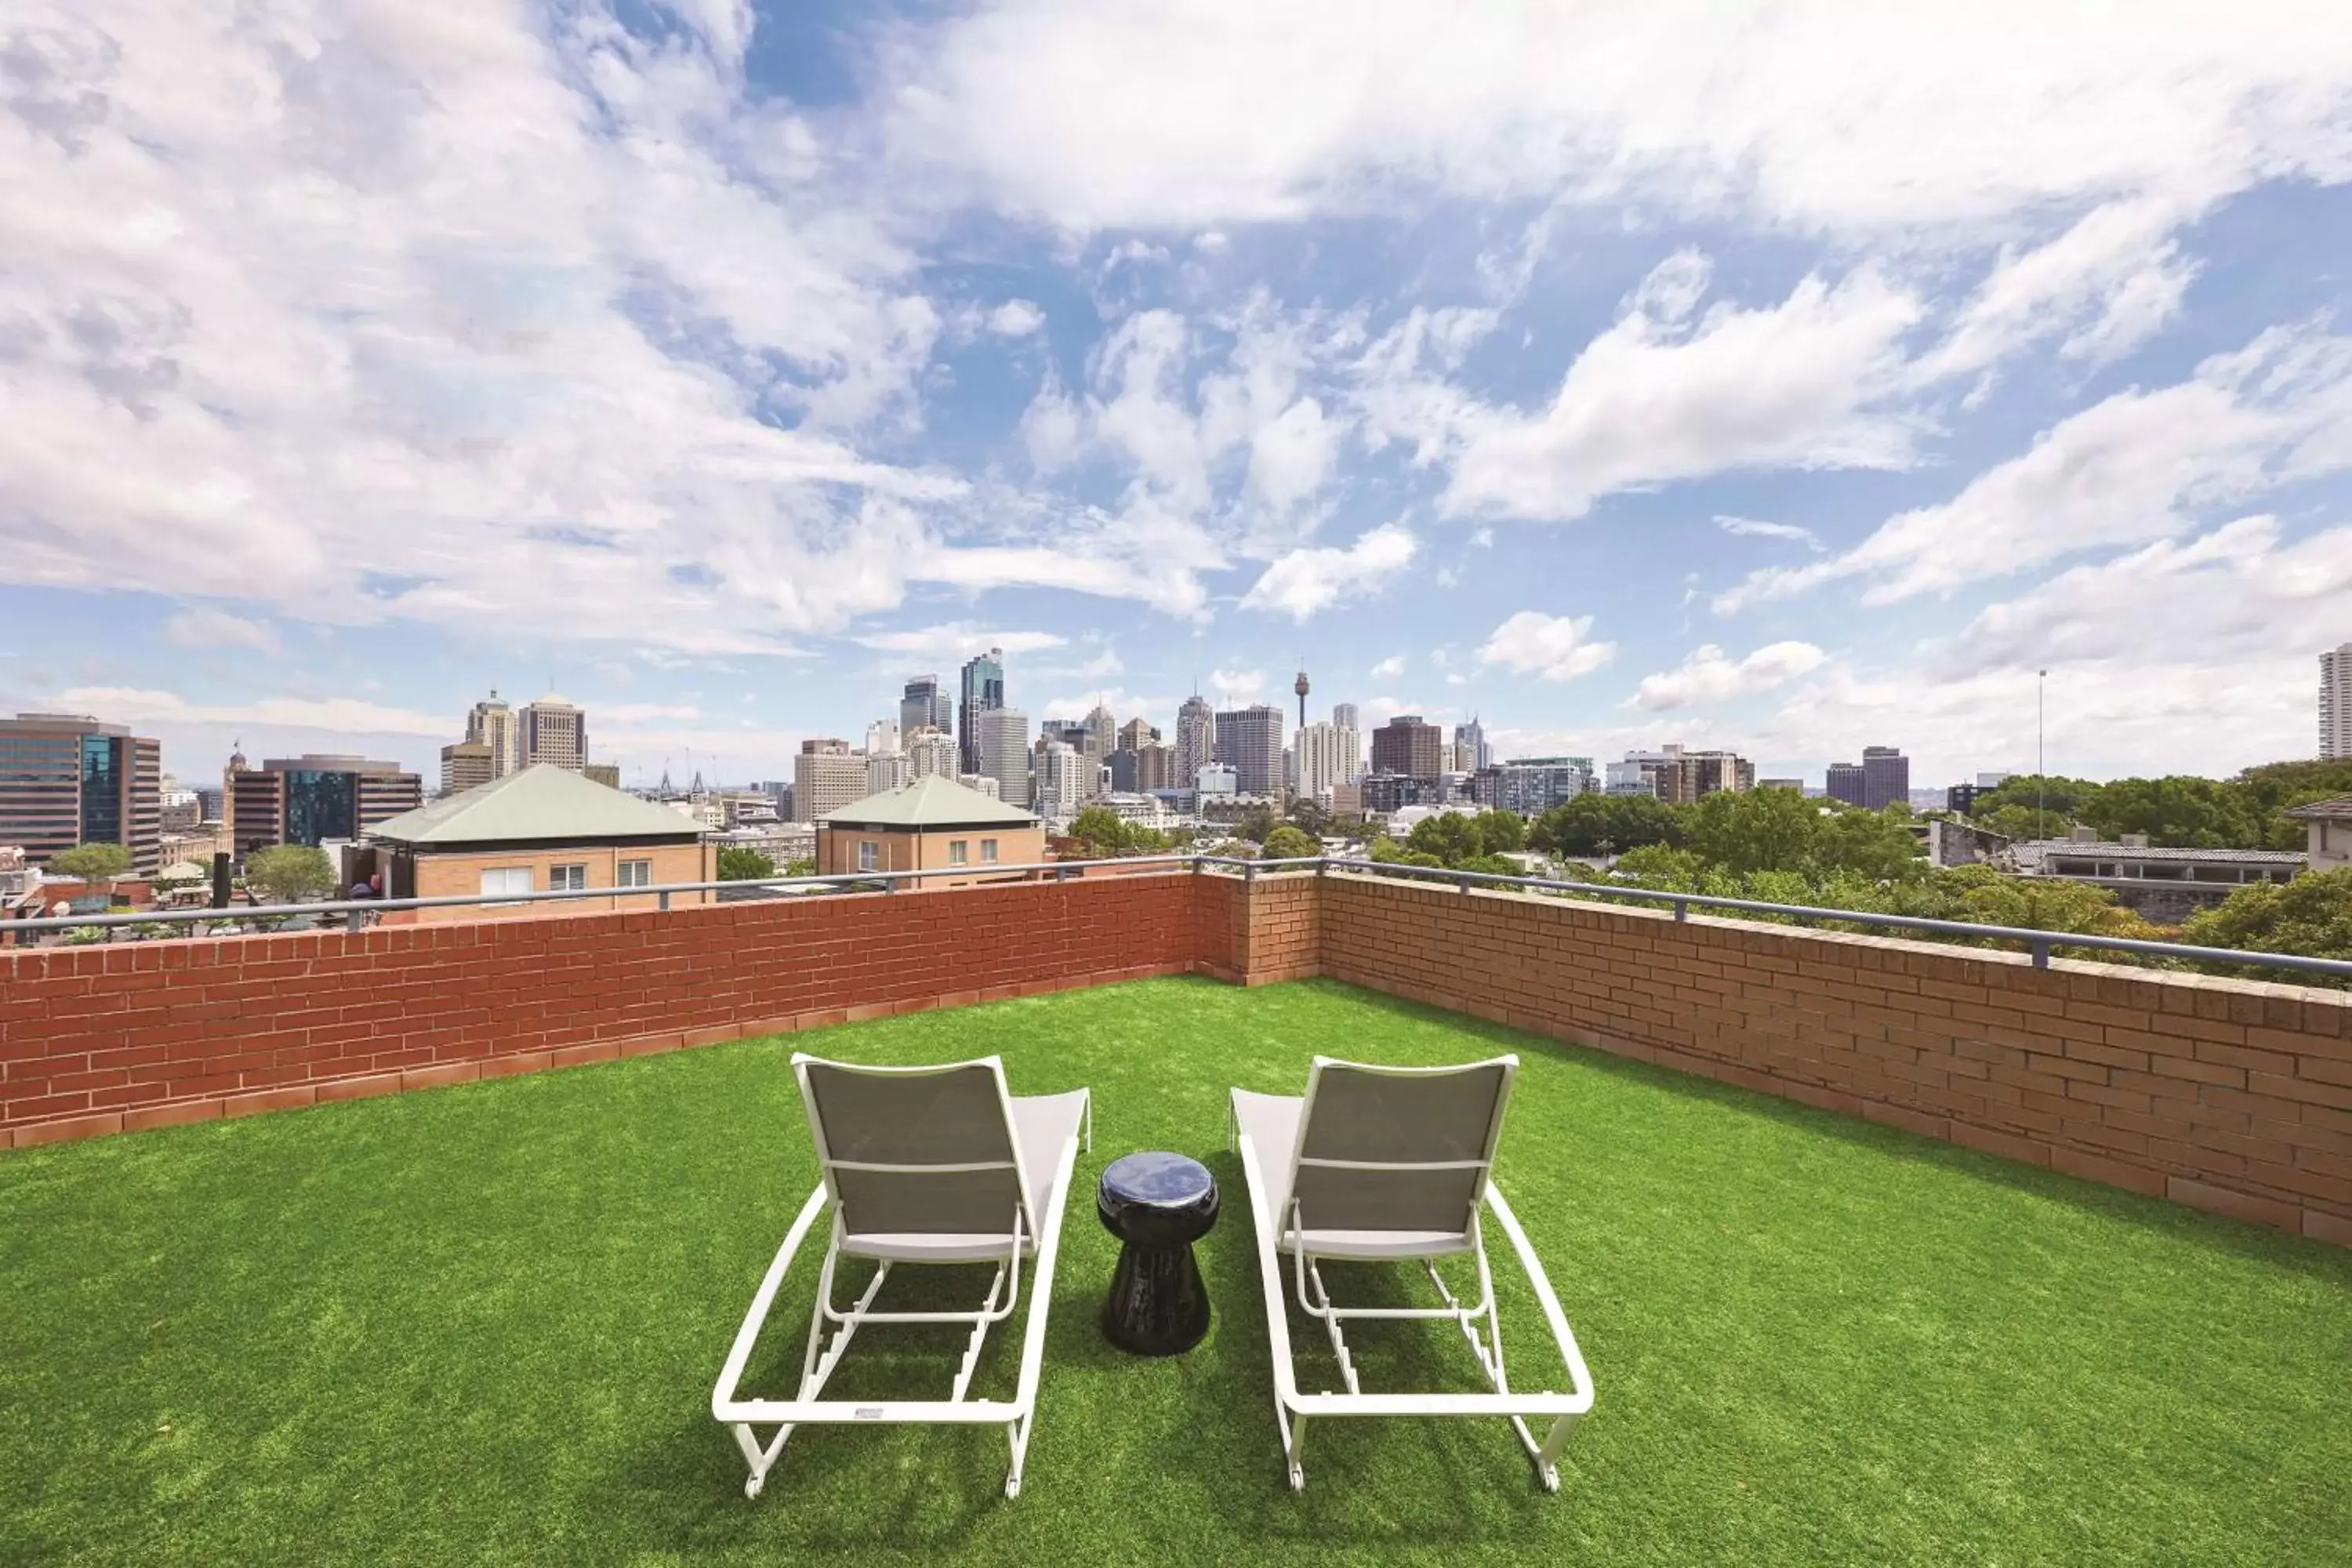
[711,1054,1092,1501]
[1229,1054,1595,1493]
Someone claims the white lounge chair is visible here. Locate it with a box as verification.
[1229,1054,1594,1493]
[711,1054,1091,1501]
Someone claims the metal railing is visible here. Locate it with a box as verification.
[9,851,2347,983]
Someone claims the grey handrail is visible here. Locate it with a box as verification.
[9,851,2346,982]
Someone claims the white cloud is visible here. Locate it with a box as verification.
[1714,514,1824,551]
[853,622,1069,662]
[49,685,445,735]
[1370,655,1405,679]
[882,5,2352,234]
[1363,258,1925,521]
[1209,666,1265,702]
[1920,198,2200,380]
[1476,611,1618,682]
[1715,325,2352,611]
[1239,522,1416,620]
[986,299,1046,337]
[1628,641,1828,710]
[162,608,278,653]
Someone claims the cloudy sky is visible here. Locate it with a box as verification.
[5,1,2351,789]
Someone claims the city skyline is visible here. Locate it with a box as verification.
[5,6,2350,788]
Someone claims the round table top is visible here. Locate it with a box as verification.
[1100,1150,1214,1208]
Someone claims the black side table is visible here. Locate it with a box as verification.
[1097,1151,1218,1356]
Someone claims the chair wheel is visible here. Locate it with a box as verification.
[1540,1466,1559,1494]
[1005,1476,1022,1500]
[745,1476,764,1500]
[1287,1461,1305,1493]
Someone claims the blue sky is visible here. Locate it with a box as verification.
[5,1,2352,790]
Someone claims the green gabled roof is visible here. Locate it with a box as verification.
[368,764,700,845]
[821,774,1037,829]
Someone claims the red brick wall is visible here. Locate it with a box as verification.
[9,866,2351,1249]
[1316,877,2352,1247]
[2,873,1209,1148]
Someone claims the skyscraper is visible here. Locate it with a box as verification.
[1860,746,1910,811]
[2324,643,2352,760]
[978,706,1031,808]
[1174,695,1214,787]
[1826,761,1866,807]
[440,742,495,796]
[0,713,162,873]
[465,690,521,777]
[908,730,958,779]
[900,675,953,739]
[1370,715,1443,782]
[1454,717,1492,772]
[1117,717,1159,751]
[519,695,585,771]
[1214,705,1286,795]
[1331,704,1362,782]
[792,739,867,822]
[1294,721,1353,800]
[959,648,1005,775]
[1332,702,1359,731]
[1083,703,1116,764]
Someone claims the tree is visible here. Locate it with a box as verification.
[1470,810,1526,854]
[49,842,131,893]
[1367,836,1443,868]
[1810,804,1925,882]
[716,846,775,881]
[1530,793,1678,858]
[2182,869,2352,982]
[784,857,816,877]
[1261,824,1319,860]
[1234,804,1280,844]
[1067,806,1171,857]
[242,844,336,904]
[1406,812,1485,866]
[1682,788,1818,875]
[1285,799,1334,839]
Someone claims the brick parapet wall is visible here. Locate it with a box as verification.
[6,867,2349,1248]
[1315,876,2352,1247]
[2,873,1210,1148]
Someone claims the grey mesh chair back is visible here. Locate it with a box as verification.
[797,1057,1031,1243]
[1289,1056,1517,1240]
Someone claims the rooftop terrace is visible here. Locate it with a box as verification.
[3,977,2347,1564]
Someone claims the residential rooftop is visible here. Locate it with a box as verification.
[368,762,700,844]
[2,978,2346,1563]
[2016,839,2308,864]
[821,772,1040,829]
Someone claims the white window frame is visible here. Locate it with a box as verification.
[858,840,879,872]
[480,866,532,907]
[949,840,968,866]
[981,838,999,863]
[617,858,652,889]
[550,863,587,892]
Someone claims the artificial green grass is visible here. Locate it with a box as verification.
[4,976,2350,1566]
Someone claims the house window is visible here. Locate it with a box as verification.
[858,840,879,872]
[949,840,968,866]
[981,838,999,863]
[617,858,652,888]
[479,866,532,906]
[550,864,587,892]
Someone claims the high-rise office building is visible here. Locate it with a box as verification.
[866,719,901,759]
[1174,695,1214,786]
[228,753,421,858]
[440,742,495,796]
[1332,702,1359,731]
[1483,758,1595,815]
[1083,703,1117,763]
[2324,643,2352,760]
[792,739,868,823]
[959,648,1005,775]
[1370,715,1444,782]
[1294,721,1354,800]
[0,713,163,873]
[1118,717,1160,752]
[1608,746,1753,805]
[1826,761,1866,807]
[978,707,1032,808]
[1860,746,1910,811]
[900,675,953,739]
[464,690,522,778]
[1454,717,1492,772]
[907,730,958,779]
[519,695,586,771]
[1214,705,1286,795]
[1033,739,1088,820]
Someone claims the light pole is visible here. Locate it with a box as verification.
[2036,669,2047,831]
